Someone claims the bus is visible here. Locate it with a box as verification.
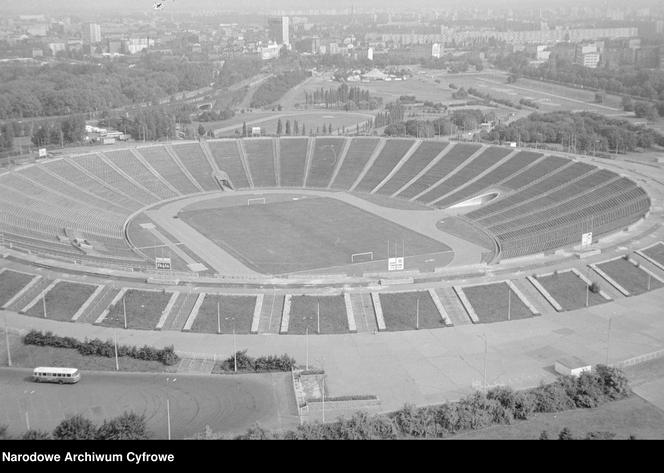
[32,367,81,384]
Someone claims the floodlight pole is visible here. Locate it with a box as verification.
[586,283,590,308]
[114,331,119,371]
[305,327,309,370]
[233,327,237,373]
[647,273,652,291]
[317,299,320,334]
[217,299,221,335]
[42,295,47,319]
[4,313,11,367]
[483,336,487,391]
[416,297,420,330]
[166,398,171,440]
[507,287,511,321]
[606,318,612,365]
[123,295,127,329]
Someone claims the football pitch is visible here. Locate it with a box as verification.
[178,197,451,274]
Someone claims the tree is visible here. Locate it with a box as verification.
[242,121,247,137]
[0,424,9,439]
[558,427,575,440]
[285,120,291,135]
[52,415,97,440]
[301,123,306,136]
[293,120,299,135]
[634,102,659,121]
[22,430,52,440]
[622,96,634,112]
[197,124,206,136]
[276,118,283,135]
[96,412,150,440]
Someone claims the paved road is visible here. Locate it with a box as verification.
[0,368,298,439]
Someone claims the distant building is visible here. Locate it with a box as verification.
[82,23,102,44]
[47,42,66,55]
[367,47,374,61]
[432,43,442,58]
[268,16,289,46]
[260,42,281,60]
[536,45,550,61]
[575,43,600,68]
[126,37,154,55]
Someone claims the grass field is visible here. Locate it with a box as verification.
[213,111,373,137]
[25,281,97,321]
[102,289,173,330]
[597,258,664,295]
[536,271,608,311]
[462,282,532,323]
[379,291,445,331]
[643,242,664,267]
[179,197,450,274]
[287,295,348,334]
[190,294,256,334]
[0,270,33,307]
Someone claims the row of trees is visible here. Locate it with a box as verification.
[0,58,216,119]
[482,111,664,152]
[304,83,381,110]
[30,115,87,147]
[494,52,664,102]
[0,413,149,440]
[196,364,631,439]
[382,108,495,138]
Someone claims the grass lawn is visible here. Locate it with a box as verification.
[379,291,445,331]
[25,281,97,321]
[597,258,664,295]
[190,294,256,334]
[643,242,664,267]
[0,331,174,373]
[214,111,373,136]
[463,282,532,323]
[287,295,348,334]
[536,271,608,311]
[179,197,450,274]
[102,289,173,330]
[0,270,33,306]
[451,395,664,440]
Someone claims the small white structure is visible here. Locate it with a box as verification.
[555,357,592,377]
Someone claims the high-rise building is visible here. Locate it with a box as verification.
[431,43,441,58]
[575,43,600,68]
[82,23,102,44]
[268,16,289,46]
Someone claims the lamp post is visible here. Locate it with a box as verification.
[123,294,127,329]
[114,330,119,371]
[415,296,420,330]
[606,317,613,365]
[4,313,11,367]
[317,299,320,335]
[305,326,309,370]
[165,377,176,440]
[42,295,47,319]
[507,286,511,321]
[217,298,221,335]
[225,315,237,372]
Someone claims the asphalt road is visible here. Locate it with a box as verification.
[0,368,299,439]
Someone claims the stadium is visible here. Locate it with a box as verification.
[0,136,660,338]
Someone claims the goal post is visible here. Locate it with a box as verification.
[351,252,374,263]
[247,197,267,205]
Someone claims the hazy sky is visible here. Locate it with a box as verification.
[0,0,660,15]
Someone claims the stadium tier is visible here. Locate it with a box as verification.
[0,139,650,269]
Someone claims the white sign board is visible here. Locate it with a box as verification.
[38,148,47,158]
[388,257,404,271]
[581,232,593,248]
[155,257,172,270]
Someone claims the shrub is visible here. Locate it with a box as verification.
[235,424,274,440]
[22,430,52,440]
[589,282,601,294]
[96,412,150,440]
[595,364,630,400]
[530,382,575,413]
[558,427,575,440]
[0,424,9,439]
[218,350,296,372]
[585,431,616,440]
[53,415,97,440]
[487,386,535,420]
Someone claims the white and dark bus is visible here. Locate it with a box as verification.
[32,367,81,384]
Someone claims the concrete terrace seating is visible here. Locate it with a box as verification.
[44,158,143,211]
[375,140,449,196]
[354,139,416,193]
[330,137,380,189]
[396,142,482,199]
[482,170,618,228]
[207,140,251,189]
[241,139,277,187]
[433,150,542,208]
[488,177,638,235]
[0,139,651,268]
[417,146,511,204]
[305,137,347,188]
[135,146,199,195]
[468,161,595,223]
[103,149,178,200]
[170,143,220,192]
[73,154,158,206]
[278,137,309,187]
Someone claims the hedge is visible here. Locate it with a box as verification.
[23,330,179,366]
[217,350,296,373]
[226,364,631,439]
